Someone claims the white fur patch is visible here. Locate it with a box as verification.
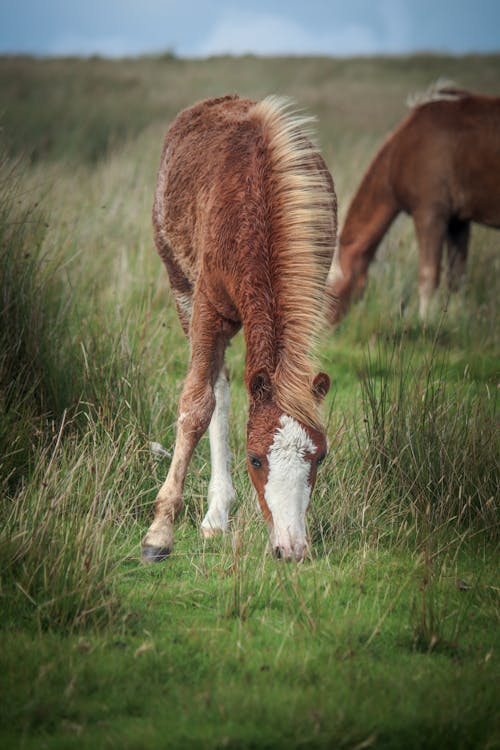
[202,371,235,535]
[264,415,316,559]
[175,292,193,323]
[327,250,344,285]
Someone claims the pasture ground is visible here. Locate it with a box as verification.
[0,53,499,749]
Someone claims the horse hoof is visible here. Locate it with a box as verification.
[201,526,224,539]
[141,545,171,563]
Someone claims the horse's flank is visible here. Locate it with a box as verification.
[154,95,336,428]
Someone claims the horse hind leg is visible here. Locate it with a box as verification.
[414,211,447,320]
[446,218,470,293]
[163,254,193,335]
[201,366,236,538]
[173,289,193,335]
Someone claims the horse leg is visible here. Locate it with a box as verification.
[446,219,470,292]
[161,251,193,336]
[201,366,236,537]
[327,248,371,324]
[142,297,227,562]
[414,211,447,320]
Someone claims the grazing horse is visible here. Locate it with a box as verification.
[327,87,500,321]
[142,95,337,562]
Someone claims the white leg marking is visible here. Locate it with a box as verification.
[142,426,193,552]
[201,370,235,537]
[326,249,344,286]
[264,415,316,560]
[419,267,437,320]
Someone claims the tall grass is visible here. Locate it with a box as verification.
[0,153,57,485]
[0,155,166,629]
[358,334,498,537]
[309,343,498,558]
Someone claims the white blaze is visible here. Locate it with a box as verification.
[264,415,316,559]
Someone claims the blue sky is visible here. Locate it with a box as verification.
[1,0,499,58]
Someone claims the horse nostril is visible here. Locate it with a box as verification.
[275,547,282,559]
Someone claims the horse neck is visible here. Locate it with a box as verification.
[242,301,279,381]
[339,140,400,265]
[240,277,320,429]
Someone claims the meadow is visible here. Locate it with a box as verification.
[0,53,499,749]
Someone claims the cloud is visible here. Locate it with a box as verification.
[196,10,383,57]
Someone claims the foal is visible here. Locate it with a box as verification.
[142,95,337,562]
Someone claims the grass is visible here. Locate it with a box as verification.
[0,54,499,749]
[1,543,498,749]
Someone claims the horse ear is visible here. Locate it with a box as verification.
[249,370,272,402]
[312,372,330,400]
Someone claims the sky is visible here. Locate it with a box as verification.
[0,0,499,58]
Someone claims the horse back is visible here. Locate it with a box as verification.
[153,96,254,286]
[391,94,500,225]
[153,96,336,320]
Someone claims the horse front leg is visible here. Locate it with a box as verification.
[326,248,370,324]
[142,298,227,562]
[201,366,236,537]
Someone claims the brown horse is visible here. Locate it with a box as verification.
[142,95,337,562]
[327,87,500,321]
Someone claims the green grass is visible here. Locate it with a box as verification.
[0,54,499,749]
[1,540,499,749]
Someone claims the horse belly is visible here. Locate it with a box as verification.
[451,125,500,227]
[454,165,500,227]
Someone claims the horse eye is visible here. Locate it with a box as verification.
[249,455,262,469]
[317,453,327,466]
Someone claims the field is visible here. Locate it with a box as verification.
[0,53,499,749]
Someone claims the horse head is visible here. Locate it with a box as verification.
[246,370,330,561]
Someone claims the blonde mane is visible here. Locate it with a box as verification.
[249,97,336,428]
[406,79,469,109]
